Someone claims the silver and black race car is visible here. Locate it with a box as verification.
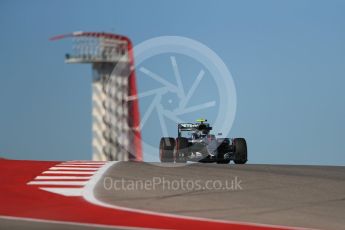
[159,119,247,164]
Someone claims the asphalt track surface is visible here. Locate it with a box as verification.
[0,217,126,230]
[1,160,344,229]
[95,162,345,230]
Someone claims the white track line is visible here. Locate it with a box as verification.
[49,167,99,171]
[59,163,105,166]
[28,181,87,186]
[42,171,95,175]
[63,162,106,164]
[35,176,92,180]
[55,164,103,167]
[39,187,84,196]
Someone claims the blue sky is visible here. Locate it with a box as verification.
[0,0,344,165]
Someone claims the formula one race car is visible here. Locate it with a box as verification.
[159,119,247,164]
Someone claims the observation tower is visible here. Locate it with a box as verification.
[51,32,142,161]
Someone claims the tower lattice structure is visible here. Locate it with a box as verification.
[51,32,142,161]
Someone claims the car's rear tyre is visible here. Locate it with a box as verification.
[233,138,247,164]
[159,137,175,162]
[175,137,189,163]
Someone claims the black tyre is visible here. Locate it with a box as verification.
[175,137,189,163]
[233,138,247,164]
[159,137,175,162]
